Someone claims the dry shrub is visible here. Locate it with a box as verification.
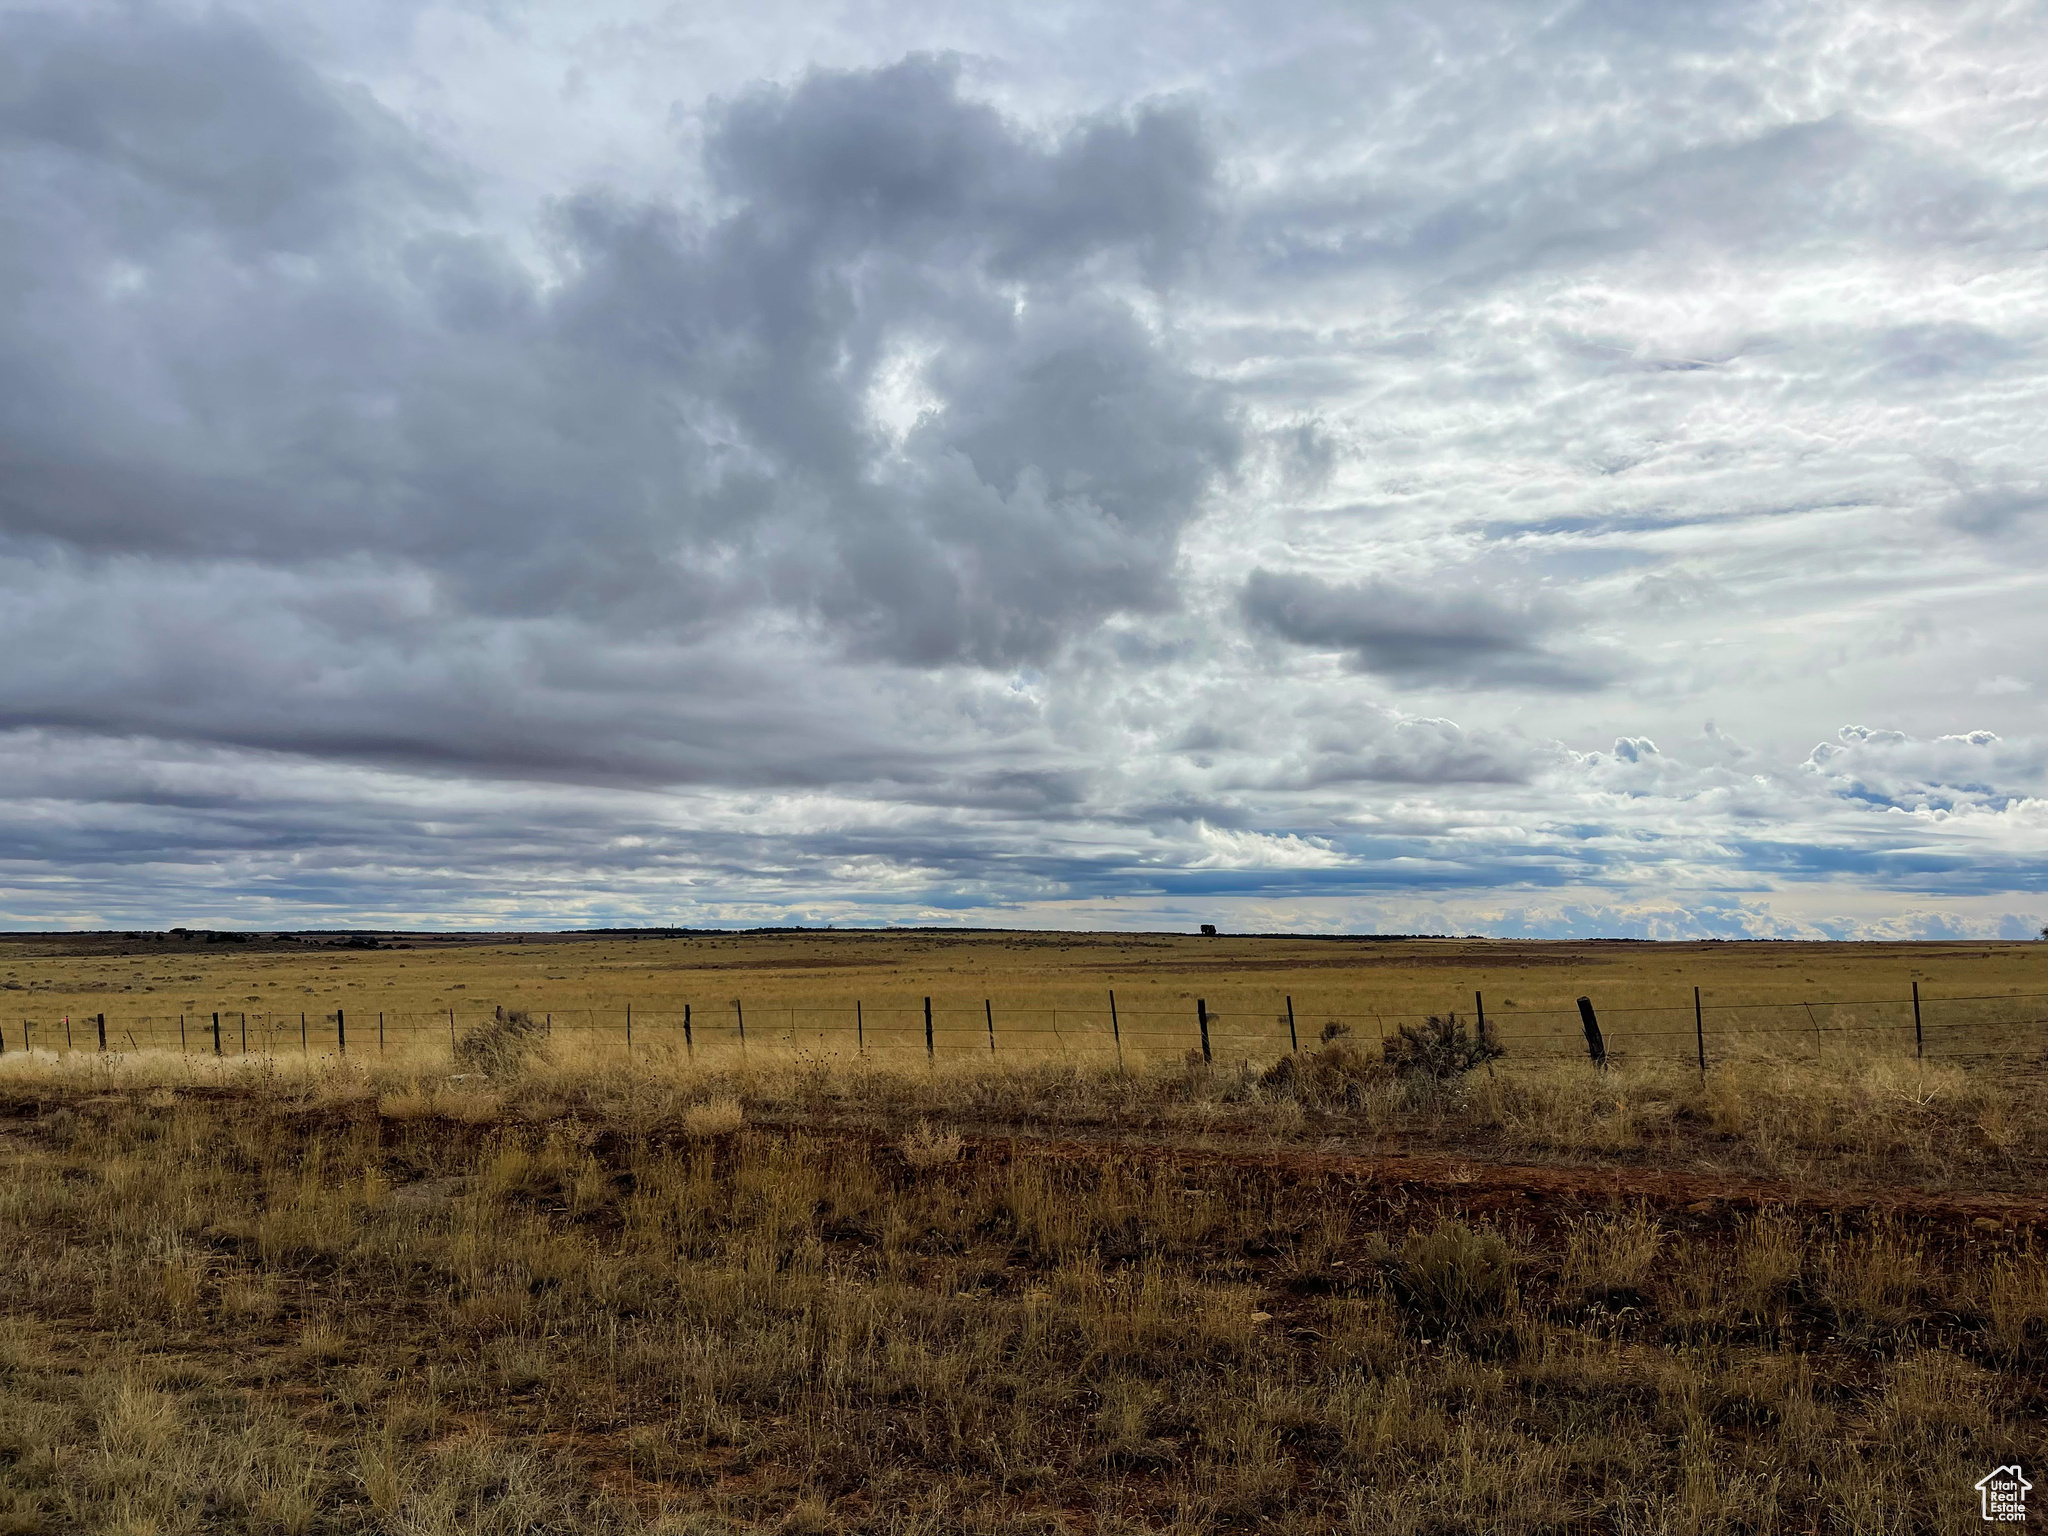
[1383,1013,1504,1088]
[899,1120,963,1169]
[1258,1029,1384,1110]
[1392,1221,1518,1335]
[453,1008,549,1082]
[682,1097,744,1138]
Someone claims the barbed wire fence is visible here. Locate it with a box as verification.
[7,984,2048,1071]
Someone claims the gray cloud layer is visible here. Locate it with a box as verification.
[2,0,2045,938]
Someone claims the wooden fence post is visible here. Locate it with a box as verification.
[684,1003,693,1058]
[1576,996,1606,1067]
[96,1013,106,1052]
[1286,995,1298,1053]
[1109,990,1123,1075]
[300,1011,307,1055]
[337,1009,346,1056]
[924,997,933,1062]
[211,1012,222,1056]
[241,1013,248,1054]
[178,1014,186,1053]
[1197,999,1211,1065]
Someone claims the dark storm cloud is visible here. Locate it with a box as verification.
[0,29,1236,693]
[1239,569,1613,690]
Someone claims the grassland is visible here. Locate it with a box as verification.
[4,931,2045,1066]
[1,933,2045,1532]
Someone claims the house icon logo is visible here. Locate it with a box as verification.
[1979,1465,2030,1523]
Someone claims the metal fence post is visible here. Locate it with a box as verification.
[924,996,934,1062]
[379,1011,385,1053]
[1197,999,1211,1065]
[684,1002,693,1058]
[1694,987,1706,1077]
[300,1011,307,1055]
[735,1000,746,1054]
[178,1014,186,1054]
[1109,990,1123,1074]
[854,1000,862,1056]
[985,999,996,1055]
[1473,991,1485,1049]
[1286,995,1298,1053]
[337,1009,346,1056]
[1912,981,1923,1060]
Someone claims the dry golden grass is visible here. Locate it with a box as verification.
[4,931,2045,1067]
[0,1045,2043,1534]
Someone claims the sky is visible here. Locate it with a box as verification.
[1,0,2045,937]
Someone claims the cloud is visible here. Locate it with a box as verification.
[1,35,1238,679]
[1,1,2046,934]
[1239,568,1614,689]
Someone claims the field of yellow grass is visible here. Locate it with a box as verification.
[2,1031,2044,1534]
[4,932,2045,1066]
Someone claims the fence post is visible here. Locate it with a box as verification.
[211,1012,222,1056]
[337,1009,346,1056]
[1693,987,1705,1077]
[1197,999,1211,1065]
[96,1013,106,1052]
[626,1004,632,1056]
[179,1014,187,1053]
[986,999,996,1055]
[855,1000,862,1056]
[684,1003,693,1058]
[735,1000,746,1054]
[1912,981,1923,1060]
[300,1011,307,1056]
[1109,990,1123,1075]
[241,1013,248,1054]
[379,1011,385,1053]
[1473,992,1485,1049]
[1576,996,1606,1068]
[924,996,934,1062]
[1286,995,1298,1053]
